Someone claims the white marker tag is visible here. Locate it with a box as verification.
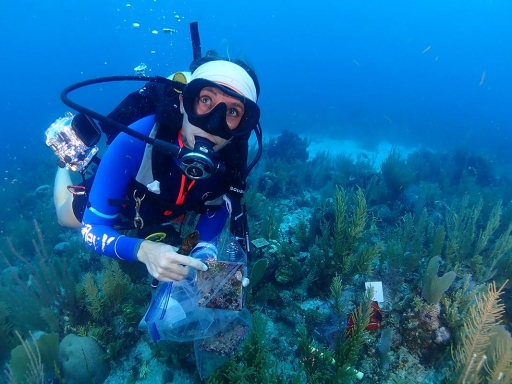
[365,281,384,302]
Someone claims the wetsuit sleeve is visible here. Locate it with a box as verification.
[195,203,230,242]
[81,115,155,261]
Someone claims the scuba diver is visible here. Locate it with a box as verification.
[49,28,262,286]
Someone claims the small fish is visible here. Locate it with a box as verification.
[352,59,360,66]
[422,45,431,54]
[479,71,486,86]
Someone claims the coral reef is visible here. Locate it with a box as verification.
[296,276,373,383]
[449,281,511,383]
[58,334,111,384]
[206,312,284,383]
[5,331,59,384]
[75,258,148,359]
[266,130,310,163]
[422,256,456,305]
[4,136,512,383]
[380,146,414,201]
[0,301,16,365]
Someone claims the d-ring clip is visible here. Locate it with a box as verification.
[133,190,146,229]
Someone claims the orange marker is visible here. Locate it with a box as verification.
[422,46,431,54]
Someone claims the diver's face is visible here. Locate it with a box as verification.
[195,87,245,130]
[180,94,230,152]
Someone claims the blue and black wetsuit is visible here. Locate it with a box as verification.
[81,114,230,262]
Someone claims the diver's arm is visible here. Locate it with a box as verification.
[81,115,207,279]
[54,168,81,228]
[81,223,142,261]
[136,240,207,280]
[81,116,152,260]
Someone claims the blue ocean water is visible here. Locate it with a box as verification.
[1,1,512,382]
[1,0,511,167]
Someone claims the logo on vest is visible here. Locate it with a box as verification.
[229,186,245,194]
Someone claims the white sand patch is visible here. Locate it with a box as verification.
[257,132,420,170]
[307,138,419,170]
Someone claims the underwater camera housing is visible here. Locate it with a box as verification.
[45,112,101,173]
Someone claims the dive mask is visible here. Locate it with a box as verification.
[182,79,260,140]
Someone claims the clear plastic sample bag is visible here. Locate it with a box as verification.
[139,230,251,343]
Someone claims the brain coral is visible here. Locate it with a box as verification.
[58,334,110,384]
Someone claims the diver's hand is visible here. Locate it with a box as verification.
[137,240,208,282]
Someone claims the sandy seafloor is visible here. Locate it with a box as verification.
[307,138,418,168]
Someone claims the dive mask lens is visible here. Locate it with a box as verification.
[179,137,218,180]
[182,79,260,139]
